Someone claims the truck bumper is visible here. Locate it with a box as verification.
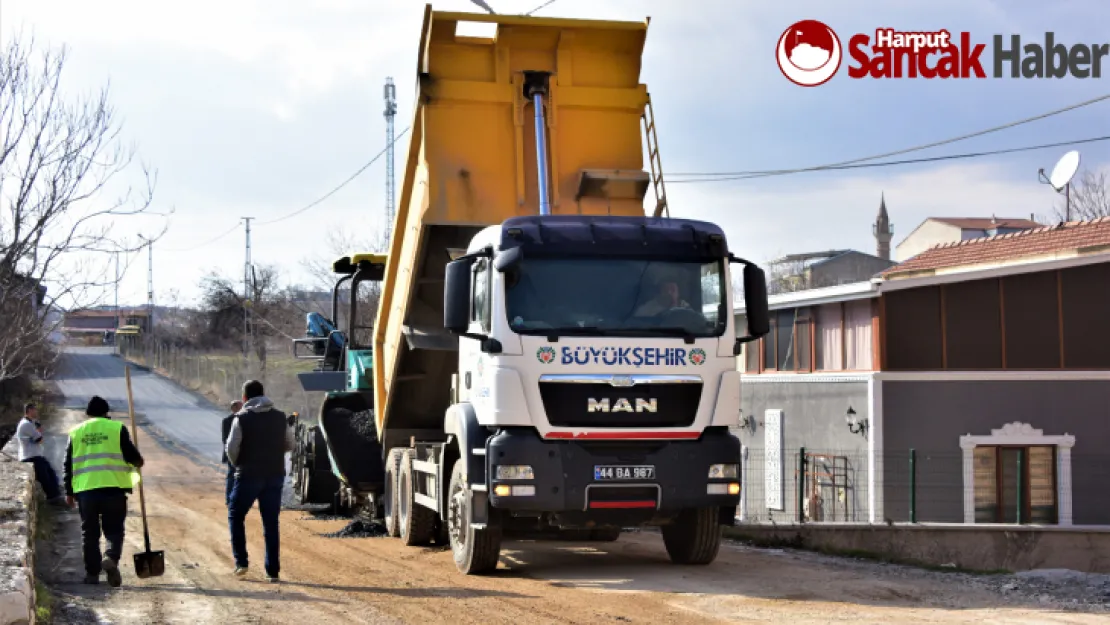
[486,427,741,523]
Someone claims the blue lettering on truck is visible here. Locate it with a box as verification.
[558,346,700,367]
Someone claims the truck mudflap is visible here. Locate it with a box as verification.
[318,393,386,492]
[486,426,741,517]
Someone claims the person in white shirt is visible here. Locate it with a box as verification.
[17,402,66,506]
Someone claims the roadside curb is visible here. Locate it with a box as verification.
[0,440,37,625]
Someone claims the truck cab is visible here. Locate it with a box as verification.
[439,213,769,571]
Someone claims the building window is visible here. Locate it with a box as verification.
[1060,263,1110,368]
[744,301,874,374]
[960,422,1074,526]
[972,445,1057,524]
[884,285,943,370]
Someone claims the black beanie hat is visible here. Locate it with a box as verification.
[86,396,111,417]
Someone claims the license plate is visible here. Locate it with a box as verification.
[594,465,655,481]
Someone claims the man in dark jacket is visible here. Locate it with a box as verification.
[225,380,293,583]
[64,396,145,587]
[222,400,243,506]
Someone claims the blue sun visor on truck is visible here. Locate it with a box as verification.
[498,215,730,261]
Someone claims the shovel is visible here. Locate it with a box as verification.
[124,365,166,578]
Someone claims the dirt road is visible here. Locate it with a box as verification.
[35,350,1110,624]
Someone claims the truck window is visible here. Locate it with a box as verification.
[471,259,490,332]
[505,257,726,338]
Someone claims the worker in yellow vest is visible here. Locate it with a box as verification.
[63,396,145,587]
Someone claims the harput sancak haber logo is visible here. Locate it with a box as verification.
[776,20,843,87]
[778,23,1110,85]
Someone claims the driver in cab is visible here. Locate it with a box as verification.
[634,280,691,317]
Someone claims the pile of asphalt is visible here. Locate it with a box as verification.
[323,519,389,538]
[0,425,14,451]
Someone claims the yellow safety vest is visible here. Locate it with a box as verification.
[69,418,137,493]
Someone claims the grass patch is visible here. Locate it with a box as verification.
[35,580,53,623]
[723,527,1011,576]
[34,490,56,542]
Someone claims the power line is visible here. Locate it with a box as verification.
[256,125,411,227]
[667,135,1110,184]
[525,0,558,15]
[669,92,1110,178]
[161,223,241,252]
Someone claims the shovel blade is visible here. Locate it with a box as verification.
[133,551,165,578]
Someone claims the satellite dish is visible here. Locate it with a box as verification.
[1048,150,1081,191]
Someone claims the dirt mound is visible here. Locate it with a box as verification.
[323,519,389,538]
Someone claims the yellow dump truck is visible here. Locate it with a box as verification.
[293,4,770,575]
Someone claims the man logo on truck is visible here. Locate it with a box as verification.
[587,397,658,413]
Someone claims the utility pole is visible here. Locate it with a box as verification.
[242,217,254,361]
[384,77,397,246]
[114,252,120,330]
[139,235,154,345]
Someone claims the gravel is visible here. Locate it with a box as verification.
[724,538,1110,613]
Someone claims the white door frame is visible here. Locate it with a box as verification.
[959,422,1075,526]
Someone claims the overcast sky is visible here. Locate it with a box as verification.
[3,0,1108,308]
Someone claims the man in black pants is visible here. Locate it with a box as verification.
[64,396,145,587]
[222,400,243,506]
[225,380,292,582]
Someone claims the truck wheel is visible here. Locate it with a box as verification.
[383,448,405,537]
[398,449,435,546]
[590,527,622,542]
[447,458,501,574]
[662,507,722,565]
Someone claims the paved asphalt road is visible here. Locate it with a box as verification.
[54,345,227,464]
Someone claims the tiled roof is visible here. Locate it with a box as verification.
[881,217,1110,279]
[929,217,1041,230]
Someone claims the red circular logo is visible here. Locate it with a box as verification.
[776,20,842,87]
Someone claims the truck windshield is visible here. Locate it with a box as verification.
[504,257,727,337]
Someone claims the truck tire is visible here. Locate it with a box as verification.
[398,448,435,546]
[298,427,339,505]
[447,458,501,575]
[662,507,722,565]
[383,448,405,537]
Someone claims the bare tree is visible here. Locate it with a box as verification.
[0,34,164,382]
[1051,168,1110,222]
[197,265,297,372]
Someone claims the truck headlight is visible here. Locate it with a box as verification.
[708,464,739,479]
[495,465,534,480]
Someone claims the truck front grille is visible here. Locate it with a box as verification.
[539,379,701,428]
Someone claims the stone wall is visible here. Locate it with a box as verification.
[0,440,36,625]
[727,522,1110,574]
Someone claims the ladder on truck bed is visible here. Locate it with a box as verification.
[642,94,670,218]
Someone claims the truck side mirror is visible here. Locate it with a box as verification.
[742,264,770,338]
[494,246,522,272]
[443,258,473,334]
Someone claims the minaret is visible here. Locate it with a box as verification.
[873,192,893,260]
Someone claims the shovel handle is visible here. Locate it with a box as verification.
[125,366,153,553]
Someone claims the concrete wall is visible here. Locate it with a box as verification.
[811,253,895,286]
[739,377,871,524]
[895,221,958,262]
[881,379,1110,525]
[726,523,1110,574]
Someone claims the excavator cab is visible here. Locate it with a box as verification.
[293,252,387,392]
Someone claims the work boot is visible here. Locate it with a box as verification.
[266,575,280,583]
[234,566,248,577]
[102,557,122,588]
